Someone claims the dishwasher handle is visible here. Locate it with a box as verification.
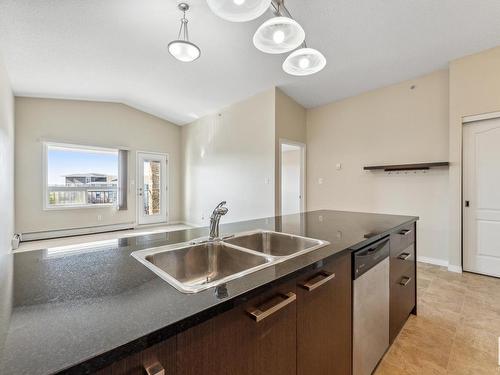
[353,237,390,279]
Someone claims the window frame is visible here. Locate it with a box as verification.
[42,141,120,211]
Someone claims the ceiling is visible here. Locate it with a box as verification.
[1,1,500,125]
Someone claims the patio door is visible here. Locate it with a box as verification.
[137,152,168,225]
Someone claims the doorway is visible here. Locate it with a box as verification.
[137,152,168,225]
[463,117,500,277]
[280,140,306,216]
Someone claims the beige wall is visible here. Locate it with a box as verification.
[307,70,450,263]
[15,98,182,234]
[0,53,14,351]
[448,46,500,269]
[275,88,306,214]
[181,89,276,227]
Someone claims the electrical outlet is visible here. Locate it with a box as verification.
[97,215,103,221]
[318,178,324,185]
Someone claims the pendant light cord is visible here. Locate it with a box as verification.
[177,9,190,41]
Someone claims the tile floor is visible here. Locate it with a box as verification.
[376,262,500,375]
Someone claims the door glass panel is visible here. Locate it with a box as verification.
[143,160,161,216]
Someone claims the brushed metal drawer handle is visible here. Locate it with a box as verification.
[299,271,336,291]
[247,292,296,322]
[145,362,165,375]
[398,229,412,236]
[398,252,411,261]
[399,276,412,287]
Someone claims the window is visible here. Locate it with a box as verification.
[44,142,119,209]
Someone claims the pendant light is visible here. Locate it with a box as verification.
[207,0,271,22]
[283,46,326,76]
[253,16,305,54]
[168,3,201,62]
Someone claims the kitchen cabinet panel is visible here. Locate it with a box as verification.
[297,253,351,375]
[94,337,176,375]
[177,280,297,375]
[389,224,417,343]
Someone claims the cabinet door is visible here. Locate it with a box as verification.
[297,253,351,375]
[94,336,176,375]
[177,281,297,375]
[390,261,416,342]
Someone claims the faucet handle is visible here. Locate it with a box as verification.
[215,201,227,209]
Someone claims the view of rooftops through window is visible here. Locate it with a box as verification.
[46,144,118,208]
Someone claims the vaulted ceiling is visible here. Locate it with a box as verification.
[1,0,500,125]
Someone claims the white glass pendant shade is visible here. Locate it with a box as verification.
[253,17,305,54]
[207,0,271,22]
[282,47,326,76]
[168,40,201,62]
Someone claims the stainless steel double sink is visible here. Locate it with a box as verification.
[132,230,329,294]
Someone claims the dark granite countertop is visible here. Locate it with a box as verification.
[0,210,417,375]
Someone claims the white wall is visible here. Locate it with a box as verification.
[181,89,276,227]
[281,148,301,215]
[0,53,14,352]
[0,56,14,253]
[275,89,306,215]
[15,98,182,235]
[307,70,450,264]
[448,46,500,270]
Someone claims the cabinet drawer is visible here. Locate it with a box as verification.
[95,337,176,375]
[389,262,415,342]
[177,280,297,375]
[390,244,415,283]
[390,223,415,255]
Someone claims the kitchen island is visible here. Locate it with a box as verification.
[0,210,418,375]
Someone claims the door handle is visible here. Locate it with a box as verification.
[399,276,412,287]
[299,271,336,291]
[145,362,165,375]
[247,292,296,322]
[398,229,412,236]
[397,252,411,261]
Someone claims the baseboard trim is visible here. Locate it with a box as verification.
[447,265,463,273]
[417,256,463,273]
[20,222,136,242]
[417,256,449,267]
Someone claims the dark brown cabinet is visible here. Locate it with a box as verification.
[296,253,351,375]
[95,337,177,375]
[177,280,297,375]
[389,223,417,343]
[95,253,354,375]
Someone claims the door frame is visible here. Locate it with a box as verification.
[278,139,306,216]
[462,116,500,276]
[136,151,169,226]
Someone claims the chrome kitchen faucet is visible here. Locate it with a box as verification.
[209,201,229,240]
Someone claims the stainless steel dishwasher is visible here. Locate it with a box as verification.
[352,236,390,375]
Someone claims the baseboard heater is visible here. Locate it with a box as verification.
[20,222,136,242]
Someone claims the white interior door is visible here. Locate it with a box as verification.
[463,118,500,277]
[137,152,168,225]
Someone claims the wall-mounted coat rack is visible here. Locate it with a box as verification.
[363,162,449,172]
